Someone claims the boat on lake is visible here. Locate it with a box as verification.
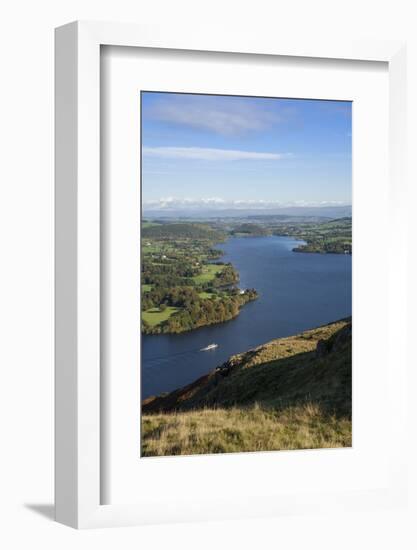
[200,343,218,351]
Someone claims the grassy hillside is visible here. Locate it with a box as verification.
[142,318,352,456]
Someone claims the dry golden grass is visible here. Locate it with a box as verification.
[142,403,351,457]
[227,319,349,369]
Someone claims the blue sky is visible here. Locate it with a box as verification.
[141,92,351,212]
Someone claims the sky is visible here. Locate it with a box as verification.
[141,92,352,213]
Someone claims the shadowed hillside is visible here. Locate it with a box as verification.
[142,318,352,456]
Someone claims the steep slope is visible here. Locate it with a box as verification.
[142,318,352,456]
[143,318,351,415]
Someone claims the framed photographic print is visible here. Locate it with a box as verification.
[139,90,353,457]
[55,21,408,528]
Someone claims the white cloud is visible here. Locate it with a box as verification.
[143,146,289,161]
[148,96,279,136]
[142,197,349,211]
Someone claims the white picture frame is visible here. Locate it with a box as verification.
[55,21,407,529]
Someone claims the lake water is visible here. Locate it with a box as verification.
[142,236,352,399]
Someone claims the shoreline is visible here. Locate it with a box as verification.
[142,235,352,399]
[142,234,259,336]
[142,316,352,411]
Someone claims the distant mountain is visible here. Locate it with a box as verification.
[142,205,352,220]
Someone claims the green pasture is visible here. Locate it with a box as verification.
[142,306,179,327]
[192,264,225,284]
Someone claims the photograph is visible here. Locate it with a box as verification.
[1,1,410,541]
[140,91,352,457]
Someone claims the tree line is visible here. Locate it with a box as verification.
[142,288,258,334]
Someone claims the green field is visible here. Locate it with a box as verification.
[192,264,225,284]
[142,242,164,254]
[198,291,215,299]
[142,284,153,293]
[142,306,179,327]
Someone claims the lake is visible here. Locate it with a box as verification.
[141,236,352,399]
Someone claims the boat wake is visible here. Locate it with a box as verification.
[200,343,218,352]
